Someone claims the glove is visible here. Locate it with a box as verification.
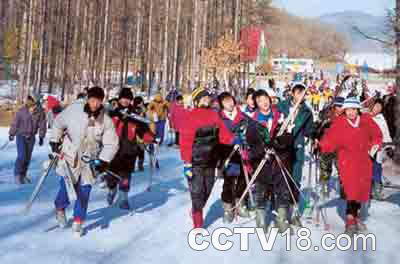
[386,147,395,159]
[49,142,62,154]
[184,163,193,182]
[9,135,14,141]
[232,136,242,146]
[39,137,44,146]
[91,159,108,173]
[369,144,380,160]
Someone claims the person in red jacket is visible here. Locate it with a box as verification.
[319,97,382,235]
[180,87,236,228]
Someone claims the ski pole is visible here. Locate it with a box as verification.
[24,154,59,214]
[0,140,9,151]
[230,149,272,212]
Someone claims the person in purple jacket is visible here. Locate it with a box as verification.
[9,95,47,184]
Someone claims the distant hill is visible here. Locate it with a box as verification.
[318,11,389,52]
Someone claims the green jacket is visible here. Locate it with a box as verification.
[277,99,314,151]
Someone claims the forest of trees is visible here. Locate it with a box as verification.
[0,0,349,102]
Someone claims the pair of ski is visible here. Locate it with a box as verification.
[303,149,331,230]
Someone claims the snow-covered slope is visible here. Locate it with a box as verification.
[1,127,400,263]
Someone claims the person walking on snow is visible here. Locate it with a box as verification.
[370,99,392,200]
[217,92,252,223]
[50,86,119,237]
[9,95,47,184]
[107,88,155,210]
[147,93,169,145]
[246,90,297,233]
[318,97,382,235]
[277,84,314,226]
[180,87,237,229]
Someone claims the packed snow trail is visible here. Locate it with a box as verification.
[1,127,400,263]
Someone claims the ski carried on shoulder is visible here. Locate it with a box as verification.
[119,108,151,124]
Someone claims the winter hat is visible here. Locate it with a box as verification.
[333,96,345,107]
[342,97,361,109]
[87,86,105,101]
[119,88,134,101]
[192,87,210,104]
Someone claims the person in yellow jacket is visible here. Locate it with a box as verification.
[147,93,169,144]
[312,92,321,112]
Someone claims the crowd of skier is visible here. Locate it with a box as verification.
[6,73,398,238]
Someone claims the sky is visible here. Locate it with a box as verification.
[272,0,395,18]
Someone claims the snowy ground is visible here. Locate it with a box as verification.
[1,127,400,263]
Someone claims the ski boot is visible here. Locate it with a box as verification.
[255,208,268,233]
[275,207,291,234]
[290,214,303,228]
[138,163,145,172]
[345,215,358,236]
[236,199,250,218]
[118,191,130,210]
[72,220,83,237]
[56,209,67,228]
[223,203,234,224]
[372,182,384,200]
[192,209,203,229]
[107,188,117,206]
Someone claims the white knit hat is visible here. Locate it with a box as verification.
[342,97,361,109]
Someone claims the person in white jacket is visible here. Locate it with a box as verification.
[50,87,119,236]
[371,99,392,199]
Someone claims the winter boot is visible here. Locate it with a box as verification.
[22,174,32,184]
[72,220,83,237]
[56,209,67,228]
[320,182,330,199]
[236,199,250,218]
[15,175,23,185]
[345,215,358,236]
[138,163,144,172]
[275,207,291,234]
[355,217,367,232]
[255,209,268,233]
[223,203,234,224]
[192,209,203,228]
[290,214,303,228]
[107,188,117,206]
[118,191,130,210]
[372,182,384,200]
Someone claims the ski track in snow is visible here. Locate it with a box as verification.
[1,127,400,263]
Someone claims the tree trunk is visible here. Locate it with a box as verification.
[191,0,198,83]
[147,0,153,97]
[61,0,72,101]
[162,0,170,96]
[172,0,182,87]
[25,0,35,99]
[37,0,49,93]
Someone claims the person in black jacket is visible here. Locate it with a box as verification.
[107,89,155,209]
[246,90,297,233]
